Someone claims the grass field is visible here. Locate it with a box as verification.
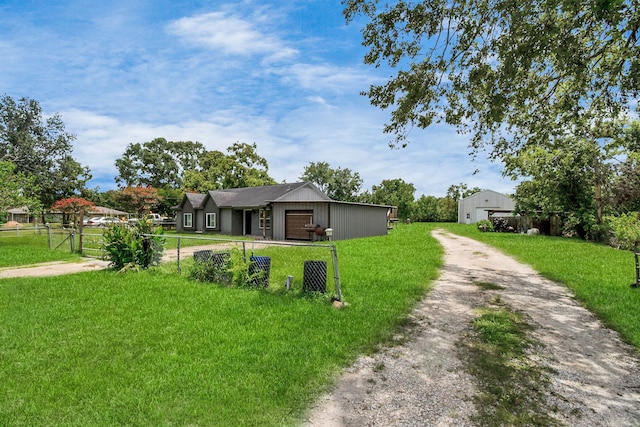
[0,224,441,426]
[0,231,81,268]
[3,222,640,425]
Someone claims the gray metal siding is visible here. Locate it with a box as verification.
[329,203,389,240]
[276,187,330,202]
[458,190,515,224]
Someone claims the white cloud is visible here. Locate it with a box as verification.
[166,10,298,62]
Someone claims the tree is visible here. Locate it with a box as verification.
[116,186,162,218]
[366,178,416,220]
[51,197,95,227]
[0,95,91,214]
[115,138,206,189]
[299,161,363,201]
[182,142,276,192]
[0,160,40,217]
[412,194,440,222]
[344,1,639,157]
[508,141,602,238]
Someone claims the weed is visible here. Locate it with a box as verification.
[458,305,556,426]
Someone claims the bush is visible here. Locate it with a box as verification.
[605,212,640,250]
[102,221,165,271]
[477,219,494,232]
[189,248,267,289]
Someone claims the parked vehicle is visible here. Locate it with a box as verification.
[83,217,123,227]
[128,214,166,225]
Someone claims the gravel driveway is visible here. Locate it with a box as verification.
[304,229,640,426]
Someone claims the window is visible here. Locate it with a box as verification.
[206,212,216,229]
[466,213,471,219]
[259,208,271,230]
[183,213,193,228]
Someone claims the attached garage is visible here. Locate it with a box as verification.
[285,210,314,240]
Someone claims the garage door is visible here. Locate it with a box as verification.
[285,210,314,240]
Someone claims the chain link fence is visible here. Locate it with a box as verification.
[162,235,343,300]
[41,228,344,300]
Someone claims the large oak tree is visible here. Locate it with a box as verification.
[0,95,91,213]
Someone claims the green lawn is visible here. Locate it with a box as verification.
[4,223,639,425]
[0,224,441,426]
[0,232,81,268]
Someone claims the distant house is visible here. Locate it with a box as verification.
[458,190,515,224]
[175,182,393,241]
[6,206,31,223]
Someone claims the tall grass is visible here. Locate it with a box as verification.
[0,224,441,426]
[440,223,640,349]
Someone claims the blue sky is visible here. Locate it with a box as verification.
[0,0,516,197]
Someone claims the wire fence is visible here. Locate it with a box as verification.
[161,235,343,300]
[51,230,344,299]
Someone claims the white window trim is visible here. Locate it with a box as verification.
[183,212,193,228]
[259,208,271,230]
[205,212,217,229]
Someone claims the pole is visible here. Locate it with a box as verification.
[331,244,343,302]
[632,244,640,288]
[177,237,181,275]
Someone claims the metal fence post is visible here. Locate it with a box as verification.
[331,244,343,302]
[47,224,52,249]
[177,237,182,275]
[70,230,76,253]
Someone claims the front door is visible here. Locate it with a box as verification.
[244,209,252,235]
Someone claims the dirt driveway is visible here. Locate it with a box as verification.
[304,229,640,426]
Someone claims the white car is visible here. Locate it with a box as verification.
[83,217,123,227]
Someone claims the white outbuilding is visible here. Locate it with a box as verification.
[458,190,515,224]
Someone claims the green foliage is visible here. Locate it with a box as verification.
[102,221,165,270]
[362,178,415,219]
[0,160,40,215]
[0,95,91,211]
[189,249,266,289]
[344,1,639,157]
[182,142,276,192]
[605,212,640,250]
[476,219,494,232]
[115,138,206,189]
[299,161,363,201]
[508,139,602,239]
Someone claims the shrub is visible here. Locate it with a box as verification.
[477,219,494,232]
[102,221,165,271]
[605,212,640,250]
[189,248,267,289]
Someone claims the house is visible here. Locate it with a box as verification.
[458,190,515,224]
[175,182,393,241]
[6,206,31,223]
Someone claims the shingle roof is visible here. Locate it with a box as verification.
[184,192,206,209]
[208,182,324,207]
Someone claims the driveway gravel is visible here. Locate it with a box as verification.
[304,229,640,426]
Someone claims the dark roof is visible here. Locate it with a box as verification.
[177,192,206,210]
[209,182,326,208]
